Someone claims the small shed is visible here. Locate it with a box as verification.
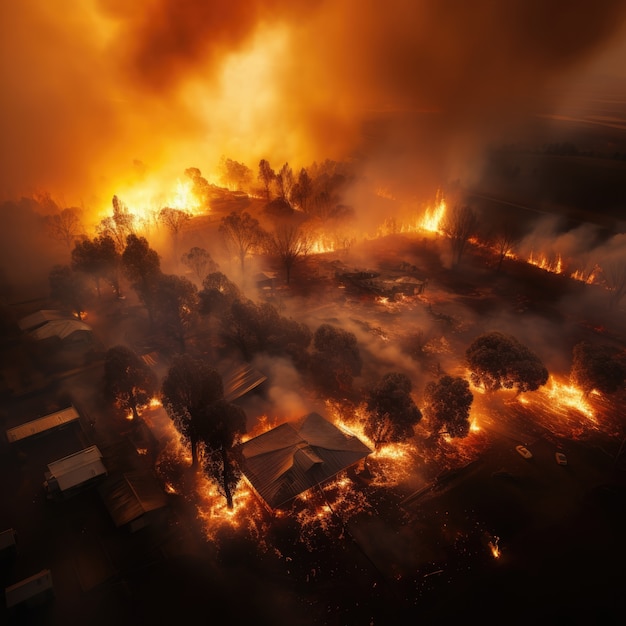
[235,412,372,511]
[44,445,107,497]
[6,405,81,444]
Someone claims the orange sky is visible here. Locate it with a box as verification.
[1,0,626,211]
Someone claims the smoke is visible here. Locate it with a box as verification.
[2,1,626,207]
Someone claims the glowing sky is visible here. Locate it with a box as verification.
[1,0,625,206]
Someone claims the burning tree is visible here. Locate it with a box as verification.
[97,196,136,252]
[103,345,158,423]
[309,323,362,398]
[71,235,121,298]
[441,204,479,267]
[219,211,266,272]
[363,372,422,449]
[219,157,253,192]
[466,331,549,394]
[201,399,247,510]
[422,375,473,439]
[489,218,524,272]
[161,355,224,468]
[570,341,626,396]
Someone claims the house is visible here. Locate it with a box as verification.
[5,405,81,444]
[18,309,74,332]
[235,412,372,512]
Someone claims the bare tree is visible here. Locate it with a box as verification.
[218,211,265,272]
[490,219,523,272]
[275,162,294,203]
[441,204,479,267]
[265,223,312,284]
[158,207,191,259]
[44,207,85,250]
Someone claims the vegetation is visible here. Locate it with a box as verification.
[363,372,422,449]
[161,355,225,468]
[48,265,90,320]
[465,331,549,394]
[219,211,266,272]
[570,341,625,396]
[422,375,473,438]
[103,345,158,422]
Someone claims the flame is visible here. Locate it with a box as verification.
[418,191,446,233]
[527,250,563,274]
[539,377,597,421]
[488,536,501,559]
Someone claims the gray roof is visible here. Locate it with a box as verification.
[18,309,74,331]
[236,412,372,510]
[30,318,92,341]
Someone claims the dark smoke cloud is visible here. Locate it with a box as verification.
[1,1,626,202]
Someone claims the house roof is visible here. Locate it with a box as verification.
[236,412,372,511]
[18,309,74,331]
[30,318,92,341]
[99,470,168,528]
[46,445,106,491]
[6,405,80,443]
[222,362,268,403]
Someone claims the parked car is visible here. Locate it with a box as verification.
[515,445,533,459]
[555,452,568,466]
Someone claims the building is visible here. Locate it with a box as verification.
[43,445,107,498]
[235,412,372,512]
[5,405,81,444]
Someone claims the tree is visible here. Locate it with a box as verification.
[466,331,548,394]
[198,271,242,318]
[44,206,85,249]
[265,223,312,284]
[71,235,121,298]
[158,207,191,258]
[48,265,90,320]
[258,159,275,201]
[185,167,213,210]
[570,341,626,396]
[201,399,247,509]
[309,323,362,397]
[275,162,294,203]
[103,345,158,423]
[441,204,479,267]
[363,372,422,449]
[290,168,313,212]
[219,157,253,191]
[219,211,265,272]
[97,196,136,253]
[121,234,161,325]
[422,375,474,438]
[180,247,219,284]
[153,274,199,354]
[161,355,224,468]
[490,219,524,272]
[221,298,311,362]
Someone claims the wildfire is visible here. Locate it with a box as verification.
[527,251,563,274]
[418,191,446,234]
[539,377,597,421]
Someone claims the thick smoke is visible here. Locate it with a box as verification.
[2,1,626,205]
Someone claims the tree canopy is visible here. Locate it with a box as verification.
[71,235,120,298]
[160,355,224,467]
[103,345,158,422]
[363,372,422,449]
[570,341,626,396]
[48,265,90,320]
[422,375,474,438]
[219,211,265,272]
[465,331,548,394]
[309,323,362,397]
